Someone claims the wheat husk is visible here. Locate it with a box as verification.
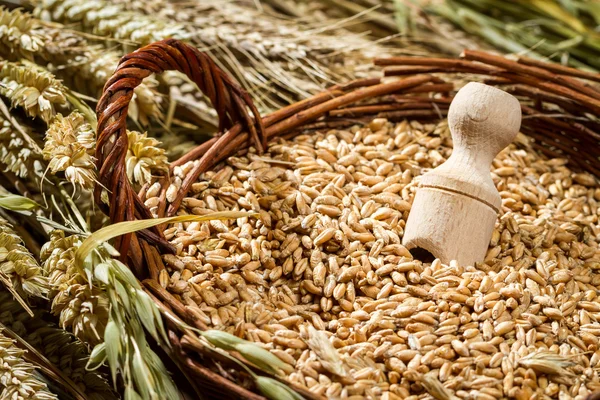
[0,291,114,400]
[40,230,109,346]
[0,7,161,126]
[0,217,49,306]
[43,111,96,190]
[0,329,57,400]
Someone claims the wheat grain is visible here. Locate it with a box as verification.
[150,115,600,399]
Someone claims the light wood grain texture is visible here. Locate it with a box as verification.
[403,82,522,266]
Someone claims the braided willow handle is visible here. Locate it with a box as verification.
[95,39,264,264]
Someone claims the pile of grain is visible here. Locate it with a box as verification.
[147,117,600,400]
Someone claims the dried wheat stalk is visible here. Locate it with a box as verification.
[0,61,68,123]
[0,7,161,126]
[0,113,44,184]
[0,329,57,399]
[34,0,189,50]
[41,230,109,346]
[0,7,44,60]
[32,0,388,113]
[126,130,169,188]
[0,217,49,307]
[0,290,115,400]
[43,111,96,190]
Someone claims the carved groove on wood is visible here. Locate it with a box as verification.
[402,82,522,266]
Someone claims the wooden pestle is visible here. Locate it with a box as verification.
[402,82,522,266]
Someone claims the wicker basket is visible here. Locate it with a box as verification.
[95,39,600,399]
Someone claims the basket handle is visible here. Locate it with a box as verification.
[95,39,264,262]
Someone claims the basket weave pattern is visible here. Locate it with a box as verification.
[96,39,600,399]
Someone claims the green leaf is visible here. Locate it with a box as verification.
[112,259,140,289]
[528,0,586,33]
[145,348,178,398]
[151,294,169,345]
[124,385,143,400]
[131,316,147,346]
[579,2,600,24]
[255,377,304,400]
[132,346,152,399]
[86,342,107,371]
[0,194,39,211]
[104,320,121,385]
[94,262,111,284]
[135,289,159,340]
[234,343,293,374]
[75,212,254,267]
[114,279,131,313]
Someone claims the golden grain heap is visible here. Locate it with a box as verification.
[0,1,596,399]
[150,117,600,400]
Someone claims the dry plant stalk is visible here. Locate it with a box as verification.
[33,0,388,114]
[148,116,600,399]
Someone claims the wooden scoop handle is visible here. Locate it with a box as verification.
[402,82,522,266]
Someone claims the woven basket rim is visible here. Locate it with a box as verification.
[95,39,600,400]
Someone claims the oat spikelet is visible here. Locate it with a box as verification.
[0,7,44,61]
[0,62,67,123]
[0,291,114,400]
[126,130,168,186]
[0,330,57,400]
[40,231,109,346]
[0,218,49,304]
[43,111,96,190]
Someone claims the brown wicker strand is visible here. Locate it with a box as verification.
[96,40,600,399]
[95,39,264,264]
[518,56,600,84]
